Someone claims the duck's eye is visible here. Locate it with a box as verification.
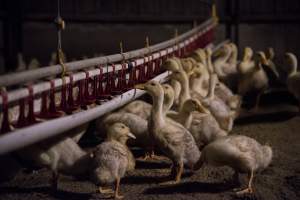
[121,126,125,129]
[150,83,155,86]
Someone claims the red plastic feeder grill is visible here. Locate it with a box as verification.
[96,66,112,101]
[0,90,11,134]
[26,84,38,125]
[146,55,155,79]
[65,73,78,114]
[15,98,27,128]
[154,52,162,75]
[45,80,63,118]
[83,70,96,104]
[126,61,137,89]
[111,64,124,95]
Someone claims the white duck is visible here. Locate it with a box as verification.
[195,135,273,195]
[286,53,300,110]
[170,70,234,131]
[167,98,227,149]
[237,47,255,75]
[135,80,200,185]
[238,52,269,110]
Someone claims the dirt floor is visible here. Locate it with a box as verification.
[0,103,300,200]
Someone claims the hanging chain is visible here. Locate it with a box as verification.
[55,0,67,78]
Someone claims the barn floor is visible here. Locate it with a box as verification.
[0,107,300,200]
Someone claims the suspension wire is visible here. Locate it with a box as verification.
[55,0,67,78]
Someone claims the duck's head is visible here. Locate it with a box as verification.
[214,43,232,58]
[135,80,164,98]
[107,123,136,144]
[229,43,238,52]
[266,47,275,60]
[181,58,196,76]
[261,144,273,169]
[163,57,182,72]
[162,84,175,111]
[169,70,188,84]
[285,52,298,74]
[205,47,212,58]
[255,51,268,66]
[242,47,253,61]
[182,98,210,114]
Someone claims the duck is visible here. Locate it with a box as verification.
[117,84,175,120]
[262,48,284,89]
[238,52,269,110]
[195,135,273,195]
[237,47,255,75]
[16,53,26,72]
[213,43,237,89]
[18,135,95,191]
[167,98,227,149]
[190,48,207,66]
[135,80,200,185]
[91,123,136,199]
[28,58,40,70]
[96,84,175,159]
[285,53,300,110]
[170,70,234,131]
[227,43,238,71]
[206,48,242,113]
[162,58,182,105]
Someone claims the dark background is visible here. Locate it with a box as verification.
[0,0,299,74]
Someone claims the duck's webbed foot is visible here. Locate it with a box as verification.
[98,187,114,194]
[235,187,253,195]
[159,162,183,186]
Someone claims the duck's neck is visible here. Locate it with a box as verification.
[288,59,298,77]
[163,95,174,116]
[151,93,165,127]
[207,54,214,74]
[228,47,237,64]
[178,74,191,110]
[178,109,193,129]
[206,75,216,99]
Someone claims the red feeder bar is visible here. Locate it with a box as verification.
[26,84,38,125]
[0,90,11,134]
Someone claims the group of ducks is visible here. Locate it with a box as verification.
[11,42,300,199]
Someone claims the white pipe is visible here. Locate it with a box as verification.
[0,19,215,87]
[0,27,208,105]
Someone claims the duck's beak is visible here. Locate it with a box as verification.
[197,104,210,114]
[134,84,145,90]
[127,132,136,139]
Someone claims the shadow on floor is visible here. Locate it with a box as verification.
[143,180,238,195]
[0,186,92,200]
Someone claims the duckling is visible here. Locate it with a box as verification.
[163,58,182,105]
[190,48,207,66]
[262,48,283,88]
[91,123,136,199]
[28,58,40,70]
[170,70,234,131]
[238,52,269,110]
[16,53,26,72]
[206,48,242,112]
[227,43,238,72]
[285,53,300,110]
[96,84,175,160]
[167,98,227,149]
[195,135,273,195]
[213,44,236,89]
[18,136,94,190]
[117,84,175,120]
[49,51,57,66]
[135,80,200,185]
[237,47,255,75]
